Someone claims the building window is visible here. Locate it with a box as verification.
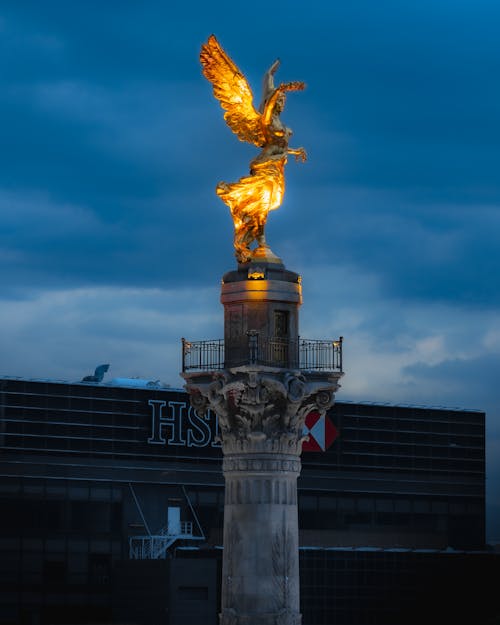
[274,310,289,338]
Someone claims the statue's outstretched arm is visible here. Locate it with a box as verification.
[259,59,280,112]
[288,147,307,162]
[261,87,284,135]
[261,82,306,132]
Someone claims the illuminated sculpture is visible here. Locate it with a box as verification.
[200,35,306,264]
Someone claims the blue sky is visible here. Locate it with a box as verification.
[1,1,499,541]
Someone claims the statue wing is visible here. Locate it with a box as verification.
[200,35,266,147]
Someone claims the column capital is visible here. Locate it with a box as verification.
[183,367,342,455]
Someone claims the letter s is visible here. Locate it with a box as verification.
[187,407,211,448]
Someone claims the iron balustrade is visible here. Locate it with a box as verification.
[299,338,343,371]
[181,338,224,372]
[181,335,343,372]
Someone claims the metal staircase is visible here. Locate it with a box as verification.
[129,520,204,559]
[128,484,205,559]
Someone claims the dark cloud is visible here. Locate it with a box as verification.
[403,354,500,420]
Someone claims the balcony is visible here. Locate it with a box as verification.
[181,335,343,373]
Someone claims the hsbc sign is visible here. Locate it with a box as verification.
[302,411,338,452]
[147,398,338,453]
[147,399,221,449]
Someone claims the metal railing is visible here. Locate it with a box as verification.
[182,338,224,372]
[129,521,202,560]
[182,335,343,372]
[300,338,343,371]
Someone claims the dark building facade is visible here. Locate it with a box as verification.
[0,376,498,625]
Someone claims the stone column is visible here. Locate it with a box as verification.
[182,261,342,625]
[185,368,340,625]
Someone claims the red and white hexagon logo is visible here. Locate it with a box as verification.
[302,411,338,452]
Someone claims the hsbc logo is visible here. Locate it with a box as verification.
[302,411,338,452]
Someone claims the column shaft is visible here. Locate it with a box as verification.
[220,454,301,625]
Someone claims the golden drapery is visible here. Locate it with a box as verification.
[217,156,286,264]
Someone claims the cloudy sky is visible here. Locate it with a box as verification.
[1,1,499,540]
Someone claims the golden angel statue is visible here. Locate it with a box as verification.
[200,35,306,264]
